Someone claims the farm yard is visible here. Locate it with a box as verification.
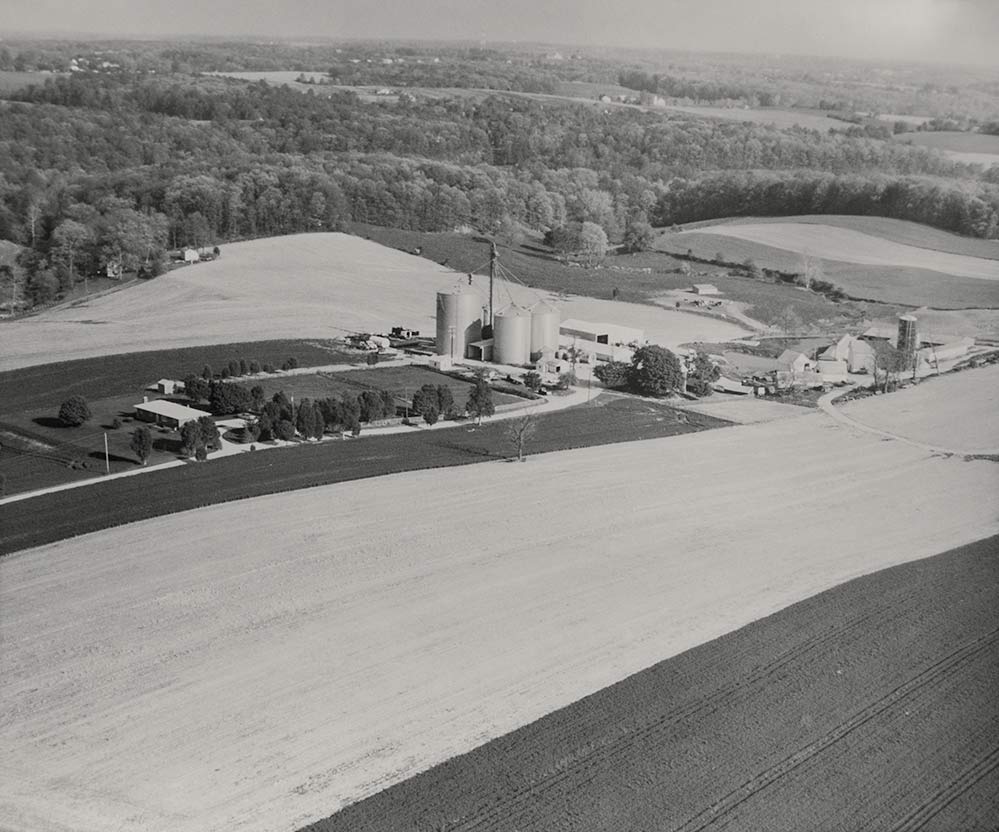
[309,533,999,832]
[2,369,997,832]
[0,232,750,372]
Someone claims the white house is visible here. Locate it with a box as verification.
[134,399,207,430]
[183,248,200,263]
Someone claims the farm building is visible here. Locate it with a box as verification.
[134,399,207,430]
[559,318,643,347]
[819,334,852,363]
[918,337,974,366]
[466,339,494,362]
[183,249,200,263]
[152,378,183,395]
[820,336,875,374]
[691,283,721,296]
[777,350,814,375]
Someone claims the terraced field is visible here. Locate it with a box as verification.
[658,219,999,308]
[2,379,997,831]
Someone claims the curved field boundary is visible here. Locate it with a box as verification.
[686,223,999,280]
[302,534,999,832]
[684,215,999,261]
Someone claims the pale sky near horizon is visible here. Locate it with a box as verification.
[0,0,996,67]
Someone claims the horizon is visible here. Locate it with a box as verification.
[1,0,997,68]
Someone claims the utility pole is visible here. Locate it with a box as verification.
[448,325,456,361]
[104,433,110,474]
[488,241,498,333]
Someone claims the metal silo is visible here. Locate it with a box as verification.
[493,305,532,366]
[897,315,918,357]
[436,287,482,360]
[530,301,561,360]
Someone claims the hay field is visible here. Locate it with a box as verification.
[3,388,997,831]
[660,104,842,131]
[0,233,748,372]
[838,363,999,454]
[895,130,999,167]
[686,222,999,280]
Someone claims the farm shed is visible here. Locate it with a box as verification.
[183,249,200,263]
[134,399,207,430]
[777,350,814,375]
[848,340,876,373]
[919,337,974,365]
[819,334,852,363]
[691,283,721,296]
[467,338,494,362]
[559,318,644,347]
[817,358,849,382]
[153,378,183,395]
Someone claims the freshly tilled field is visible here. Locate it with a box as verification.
[306,534,999,832]
[2,406,997,832]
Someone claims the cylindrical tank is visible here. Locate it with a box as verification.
[897,315,918,358]
[436,288,482,359]
[493,305,532,366]
[530,301,561,360]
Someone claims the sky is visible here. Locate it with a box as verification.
[1,0,997,67]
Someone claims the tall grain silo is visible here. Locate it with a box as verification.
[530,301,561,360]
[436,287,482,360]
[897,315,918,358]
[493,304,532,366]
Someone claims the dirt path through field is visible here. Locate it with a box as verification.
[2,401,997,831]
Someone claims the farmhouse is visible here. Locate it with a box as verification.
[134,399,207,430]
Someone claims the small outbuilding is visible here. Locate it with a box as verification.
[691,283,721,296]
[777,349,814,376]
[153,378,183,395]
[183,248,200,263]
[134,399,208,430]
[559,318,644,347]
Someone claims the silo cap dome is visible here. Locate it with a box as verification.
[496,303,532,317]
[530,300,559,313]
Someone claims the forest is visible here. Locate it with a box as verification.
[1,40,998,308]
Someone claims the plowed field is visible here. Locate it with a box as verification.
[2,405,997,831]
[307,533,999,832]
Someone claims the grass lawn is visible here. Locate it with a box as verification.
[0,340,361,495]
[0,392,198,495]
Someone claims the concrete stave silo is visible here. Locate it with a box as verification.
[436,287,482,360]
[493,304,532,366]
[530,301,561,360]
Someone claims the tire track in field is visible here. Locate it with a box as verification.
[446,601,916,832]
[671,628,999,832]
[888,744,999,832]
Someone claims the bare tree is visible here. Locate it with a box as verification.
[505,413,538,462]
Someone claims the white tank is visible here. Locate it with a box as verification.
[493,305,532,366]
[530,301,561,360]
[436,288,482,359]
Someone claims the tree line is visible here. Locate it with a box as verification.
[3,72,998,307]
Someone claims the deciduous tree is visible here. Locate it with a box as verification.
[130,425,153,465]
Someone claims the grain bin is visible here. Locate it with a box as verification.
[530,301,561,360]
[436,287,482,359]
[493,304,532,366]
